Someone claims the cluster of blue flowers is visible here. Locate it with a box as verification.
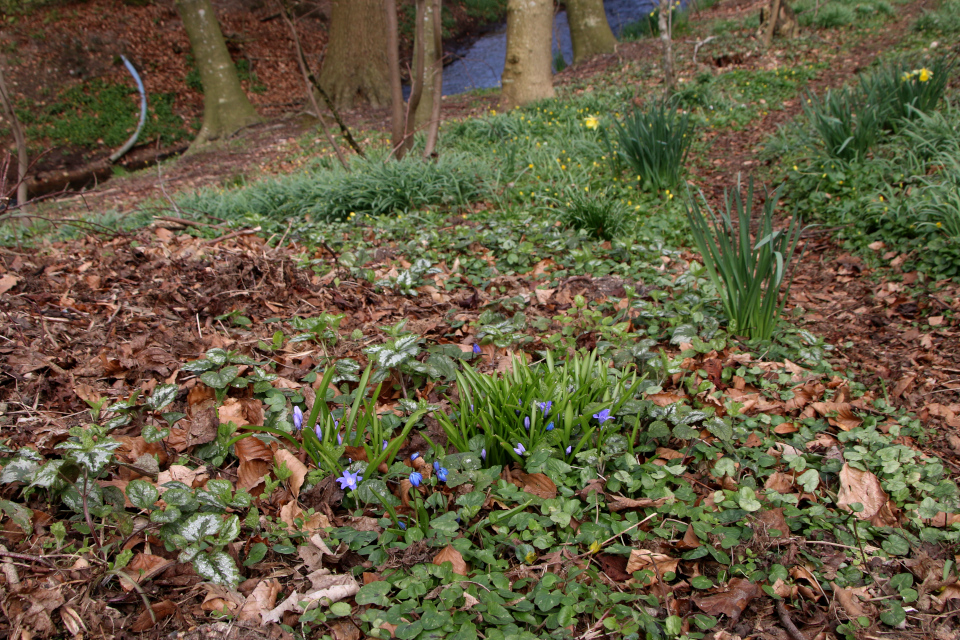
[409,458,448,487]
[511,405,614,459]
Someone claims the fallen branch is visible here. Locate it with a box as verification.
[203,226,262,246]
[775,600,808,640]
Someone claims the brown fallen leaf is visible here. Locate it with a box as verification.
[121,553,174,591]
[607,495,668,512]
[692,578,759,622]
[275,449,308,498]
[237,579,281,623]
[833,583,869,619]
[518,472,557,499]
[130,599,177,633]
[837,464,887,521]
[433,545,469,576]
[811,402,861,431]
[626,550,680,578]
[235,435,273,494]
[279,501,331,533]
[0,273,20,295]
[764,471,794,494]
[201,584,245,614]
[756,508,789,538]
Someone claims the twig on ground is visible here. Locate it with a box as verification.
[202,226,262,246]
[776,600,808,640]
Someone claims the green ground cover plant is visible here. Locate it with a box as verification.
[4,5,960,638]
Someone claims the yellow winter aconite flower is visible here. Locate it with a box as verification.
[584,115,600,130]
[588,540,602,554]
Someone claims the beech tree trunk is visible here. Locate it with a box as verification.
[414,0,440,127]
[500,0,555,110]
[320,0,391,110]
[658,0,674,96]
[175,0,261,149]
[565,0,616,65]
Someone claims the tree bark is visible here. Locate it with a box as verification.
[401,0,427,156]
[385,0,406,157]
[658,0,674,96]
[320,0,391,111]
[0,57,28,207]
[414,0,441,127]
[500,0,555,110]
[423,0,443,158]
[175,0,261,150]
[565,0,616,65]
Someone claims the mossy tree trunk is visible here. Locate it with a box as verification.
[319,0,391,111]
[500,0,555,110]
[565,0,616,65]
[658,0,674,96]
[175,0,261,149]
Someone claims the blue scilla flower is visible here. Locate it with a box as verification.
[546,421,555,431]
[410,471,423,487]
[524,416,530,431]
[433,461,448,482]
[513,443,526,455]
[314,424,322,441]
[336,469,362,491]
[593,409,613,424]
[538,401,552,416]
[473,343,481,354]
[398,521,406,530]
[411,452,420,461]
[565,446,572,455]
[293,406,304,432]
[481,449,486,460]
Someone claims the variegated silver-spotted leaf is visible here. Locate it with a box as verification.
[205,349,230,366]
[205,479,233,500]
[65,441,121,474]
[193,550,240,587]
[27,459,66,488]
[200,366,238,390]
[701,316,720,340]
[704,417,733,441]
[195,490,227,511]
[670,324,699,345]
[0,500,33,534]
[178,543,201,564]
[215,515,241,545]
[141,423,170,444]
[146,384,179,412]
[227,353,259,366]
[150,505,181,524]
[178,512,223,543]
[102,414,132,431]
[0,457,40,484]
[182,358,217,373]
[356,478,400,508]
[61,482,103,514]
[676,410,709,425]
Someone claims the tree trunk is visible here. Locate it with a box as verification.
[414,0,440,127]
[0,57,27,207]
[500,0,555,110]
[176,0,261,150]
[423,0,443,158]
[658,0,674,96]
[565,0,616,65]
[320,0,391,110]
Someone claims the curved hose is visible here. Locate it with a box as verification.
[109,55,147,163]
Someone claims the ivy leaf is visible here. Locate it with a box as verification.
[126,479,159,511]
[737,487,762,512]
[355,580,392,606]
[192,550,240,587]
[705,417,732,441]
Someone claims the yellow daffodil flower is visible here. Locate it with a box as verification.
[584,115,600,130]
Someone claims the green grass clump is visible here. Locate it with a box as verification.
[179,153,488,224]
[550,186,630,240]
[437,350,646,470]
[686,180,804,340]
[609,101,693,192]
[803,87,882,160]
[914,0,960,33]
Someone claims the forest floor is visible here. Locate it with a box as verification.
[2,0,960,638]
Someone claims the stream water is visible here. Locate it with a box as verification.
[441,0,658,96]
